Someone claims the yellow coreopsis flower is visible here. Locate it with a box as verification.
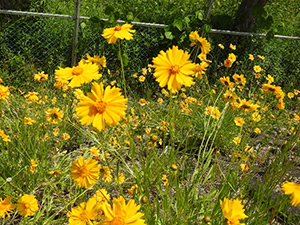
[234,117,245,127]
[55,60,101,88]
[220,197,248,225]
[34,71,48,82]
[0,196,15,218]
[67,198,100,225]
[253,65,263,73]
[229,43,236,50]
[0,85,10,101]
[22,117,36,125]
[49,169,62,177]
[0,129,11,144]
[16,194,39,217]
[152,46,195,91]
[189,31,211,54]
[249,54,254,61]
[92,189,110,205]
[76,82,128,131]
[86,53,107,69]
[218,44,225,49]
[204,106,221,119]
[233,74,246,86]
[45,107,64,124]
[102,24,136,44]
[233,137,241,145]
[99,196,146,225]
[99,165,112,183]
[281,181,300,207]
[29,159,38,174]
[69,156,101,188]
[228,53,236,63]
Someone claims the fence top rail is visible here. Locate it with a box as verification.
[1,9,299,41]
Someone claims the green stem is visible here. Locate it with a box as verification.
[118,40,127,98]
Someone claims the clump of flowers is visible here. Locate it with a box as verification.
[204,106,221,119]
[55,60,101,88]
[0,85,10,101]
[34,71,48,82]
[189,31,211,54]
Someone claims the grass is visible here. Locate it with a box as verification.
[0,27,300,225]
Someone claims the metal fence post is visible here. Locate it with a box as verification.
[71,0,81,66]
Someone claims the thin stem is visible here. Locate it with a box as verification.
[118,40,127,98]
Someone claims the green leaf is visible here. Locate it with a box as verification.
[173,18,183,31]
[202,24,212,33]
[122,53,129,66]
[80,22,86,29]
[104,5,114,15]
[165,31,174,40]
[195,10,204,20]
[126,12,134,21]
[183,16,190,27]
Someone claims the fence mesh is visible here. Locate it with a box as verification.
[0,11,299,89]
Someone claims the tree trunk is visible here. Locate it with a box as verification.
[232,0,269,31]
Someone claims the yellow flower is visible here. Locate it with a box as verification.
[258,55,265,60]
[228,53,236,63]
[24,92,39,103]
[234,117,245,127]
[115,173,125,184]
[62,133,70,140]
[233,137,241,145]
[76,82,128,131]
[218,44,225,49]
[253,65,263,73]
[55,60,101,88]
[0,85,10,101]
[157,98,163,104]
[92,189,110,205]
[152,46,195,91]
[45,107,64,124]
[99,196,146,225]
[29,159,38,174]
[128,185,138,198]
[288,92,294,99]
[86,53,106,69]
[22,117,36,125]
[224,59,233,68]
[69,156,101,188]
[162,174,169,186]
[240,164,249,172]
[16,194,39,217]
[0,196,15,218]
[281,181,300,206]
[54,78,68,91]
[254,128,261,134]
[237,99,259,113]
[49,170,62,177]
[233,74,246,86]
[189,31,211,54]
[90,147,100,157]
[141,68,147,75]
[251,112,261,122]
[249,54,254,61]
[99,165,112,183]
[139,98,149,106]
[193,62,209,79]
[139,75,145,82]
[34,71,48,82]
[204,106,221,119]
[220,197,248,225]
[102,24,136,44]
[229,43,236,50]
[67,198,100,225]
[220,76,234,89]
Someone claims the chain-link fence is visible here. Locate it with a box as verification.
[0,8,299,88]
